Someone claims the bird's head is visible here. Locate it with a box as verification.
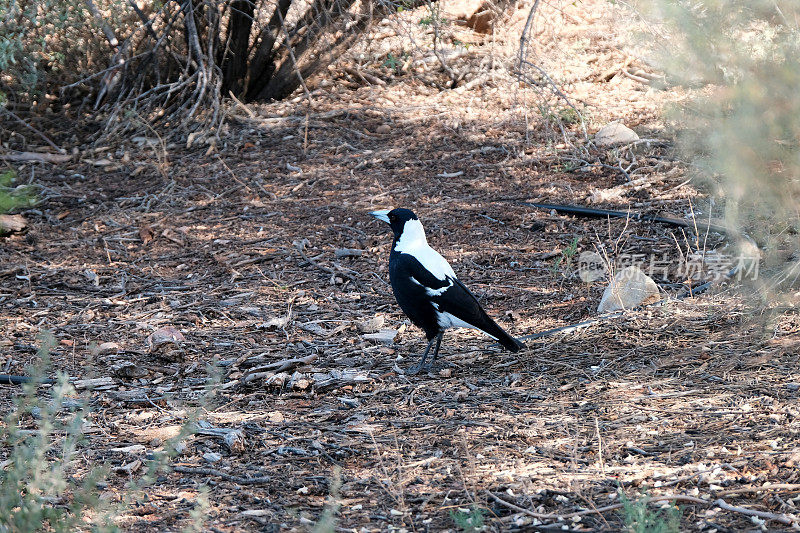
[369,208,423,241]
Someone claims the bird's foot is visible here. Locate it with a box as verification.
[406,362,430,376]
[407,359,450,375]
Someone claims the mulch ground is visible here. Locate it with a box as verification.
[3,1,800,531]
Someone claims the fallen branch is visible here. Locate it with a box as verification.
[517,201,733,237]
[622,68,650,84]
[1,109,66,153]
[172,465,271,485]
[195,420,246,454]
[293,239,360,284]
[334,248,363,259]
[488,492,799,527]
[243,353,318,376]
[343,66,386,86]
[489,491,706,520]
[84,0,119,48]
[228,90,257,118]
[594,56,634,83]
[716,483,800,497]
[714,498,797,526]
[0,151,71,163]
[0,374,55,386]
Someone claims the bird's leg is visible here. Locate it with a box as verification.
[429,332,444,363]
[407,336,438,375]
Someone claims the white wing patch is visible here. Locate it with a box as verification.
[394,219,457,281]
[411,275,453,296]
[435,311,501,340]
[425,278,453,296]
[436,311,499,339]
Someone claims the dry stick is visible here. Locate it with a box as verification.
[342,67,386,86]
[716,484,800,498]
[517,0,541,68]
[516,0,589,144]
[172,466,271,485]
[594,416,605,478]
[0,151,71,164]
[426,0,460,87]
[243,353,319,377]
[84,0,119,48]
[180,0,210,119]
[128,0,160,41]
[1,109,65,153]
[0,374,56,386]
[490,491,798,526]
[228,90,256,118]
[277,9,312,103]
[713,499,796,526]
[621,69,650,84]
[594,56,634,83]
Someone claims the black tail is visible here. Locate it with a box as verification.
[443,279,526,352]
[476,311,526,352]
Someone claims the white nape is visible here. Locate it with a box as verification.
[394,219,457,281]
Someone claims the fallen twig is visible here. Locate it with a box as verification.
[228,90,257,118]
[489,491,707,520]
[343,66,386,86]
[517,201,732,237]
[716,483,800,497]
[489,492,798,526]
[1,109,66,153]
[195,420,246,454]
[594,56,634,83]
[293,239,360,284]
[243,353,319,376]
[0,151,72,163]
[714,498,797,526]
[622,69,651,84]
[173,465,271,485]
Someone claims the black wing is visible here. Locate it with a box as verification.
[432,279,525,352]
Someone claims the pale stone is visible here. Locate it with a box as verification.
[598,266,660,312]
[595,123,639,147]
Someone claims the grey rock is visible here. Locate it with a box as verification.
[598,266,660,312]
[595,123,639,147]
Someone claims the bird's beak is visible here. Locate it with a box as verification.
[369,209,391,224]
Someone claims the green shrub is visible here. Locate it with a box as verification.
[619,491,681,533]
[449,505,486,532]
[0,333,115,532]
[0,170,36,213]
[0,0,98,96]
[646,1,800,290]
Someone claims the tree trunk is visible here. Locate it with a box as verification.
[221,0,255,95]
[244,0,293,100]
[253,0,359,101]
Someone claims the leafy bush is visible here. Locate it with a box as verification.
[0,170,36,213]
[647,1,800,290]
[1,0,425,136]
[0,0,110,98]
[450,505,486,532]
[0,334,115,532]
[619,491,681,533]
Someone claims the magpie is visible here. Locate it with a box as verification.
[370,208,525,373]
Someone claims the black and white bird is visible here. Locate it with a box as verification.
[370,208,525,373]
